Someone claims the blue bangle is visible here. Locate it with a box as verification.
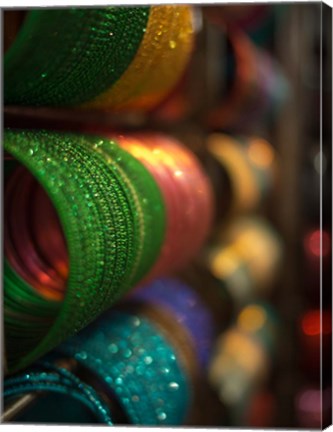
[128,277,216,370]
[56,310,191,425]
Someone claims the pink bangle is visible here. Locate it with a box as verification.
[118,134,214,281]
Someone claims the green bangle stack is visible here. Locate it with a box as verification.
[4,6,194,111]
[4,7,149,106]
[4,129,166,373]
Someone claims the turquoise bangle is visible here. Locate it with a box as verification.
[4,129,165,373]
[4,361,114,425]
[56,310,191,425]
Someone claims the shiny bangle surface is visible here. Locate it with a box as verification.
[4,129,165,372]
[128,277,216,370]
[82,6,194,112]
[56,309,191,425]
[4,7,149,106]
[118,134,214,279]
[4,361,114,425]
[4,6,194,111]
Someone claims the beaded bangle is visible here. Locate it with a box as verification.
[118,134,214,279]
[128,277,215,370]
[56,310,191,425]
[4,361,114,425]
[4,6,194,111]
[4,129,165,373]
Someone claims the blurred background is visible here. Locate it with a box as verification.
[3,2,332,428]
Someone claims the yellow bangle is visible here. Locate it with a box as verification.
[81,6,194,112]
[207,134,260,214]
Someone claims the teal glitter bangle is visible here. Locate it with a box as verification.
[56,310,191,425]
[4,7,150,106]
[4,361,114,425]
[4,129,166,373]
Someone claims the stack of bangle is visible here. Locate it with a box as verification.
[127,277,216,370]
[207,134,277,215]
[205,30,289,131]
[203,216,283,308]
[118,134,214,280]
[4,129,166,373]
[55,308,192,425]
[208,303,278,413]
[4,361,114,425]
[4,6,194,111]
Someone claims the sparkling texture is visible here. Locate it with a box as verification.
[4,7,149,106]
[4,361,113,425]
[56,310,191,425]
[83,6,194,111]
[129,277,216,369]
[118,134,214,280]
[4,129,166,373]
[4,6,194,111]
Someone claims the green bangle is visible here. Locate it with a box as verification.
[91,137,166,285]
[4,7,150,106]
[4,129,165,373]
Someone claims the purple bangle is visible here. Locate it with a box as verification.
[128,277,216,370]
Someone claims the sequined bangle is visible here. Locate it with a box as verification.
[207,134,277,214]
[117,134,214,280]
[4,6,194,111]
[128,277,216,370]
[56,309,191,425]
[4,361,114,425]
[4,129,166,373]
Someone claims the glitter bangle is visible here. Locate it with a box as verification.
[117,134,214,279]
[83,6,194,112]
[128,277,216,370]
[4,6,194,111]
[4,129,166,373]
[56,309,191,425]
[4,7,149,106]
[4,361,114,425]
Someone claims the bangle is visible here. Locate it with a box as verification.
[208,303,278,407]
[83,6,194,112]
[4,361,113,425]
[4,129,165,373]
[4,6,194,111]
[203,216,283,307]
[117,134,214,279]
[56,309,191,425]
[206,30,288,130]
[4,7,149,106]
[207,134,276,214]
[128,277,216,370]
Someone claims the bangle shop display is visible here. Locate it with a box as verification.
[2,3,332,428]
